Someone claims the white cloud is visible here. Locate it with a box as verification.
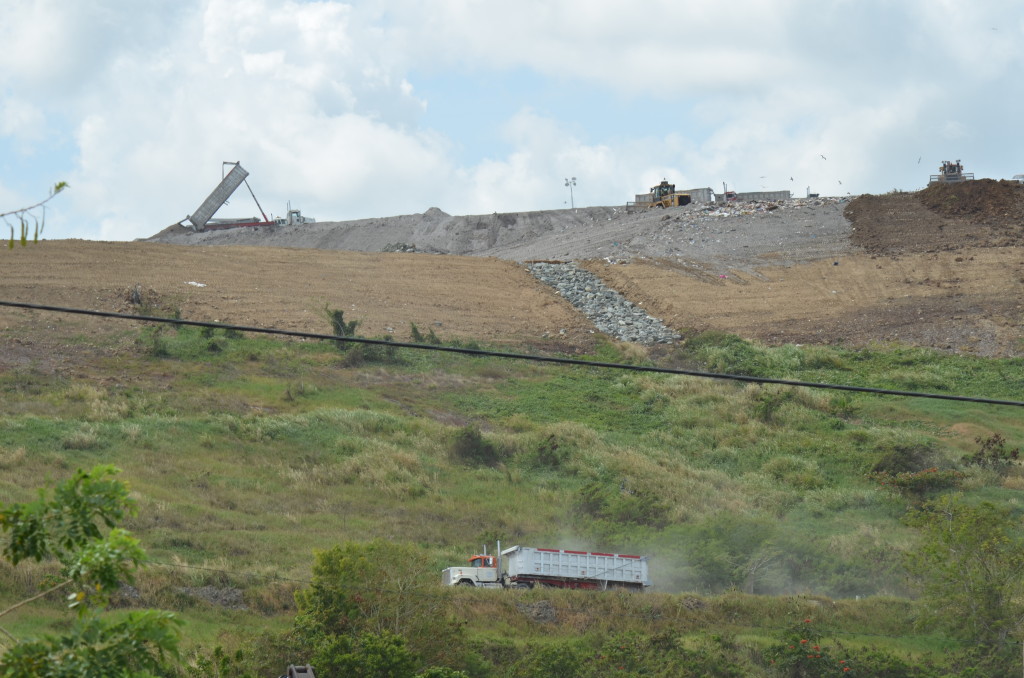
[1,0,1022,239]
[0,97,45,140]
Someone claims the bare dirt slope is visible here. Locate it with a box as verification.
[0,244,597,371]
[3,181,1023,367]
[591,180,1024,356]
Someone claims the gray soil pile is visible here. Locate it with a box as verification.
[146,198,853,270]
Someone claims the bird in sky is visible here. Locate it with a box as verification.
[838,179,842,185]
[789,176,794,181]
[917,156,922,164]
[820,154,827,160]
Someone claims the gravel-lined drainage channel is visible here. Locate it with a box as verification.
[528,262,680,344]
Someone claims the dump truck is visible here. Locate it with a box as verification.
[442,543,651,591]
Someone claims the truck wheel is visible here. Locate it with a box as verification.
[457,580,475,587]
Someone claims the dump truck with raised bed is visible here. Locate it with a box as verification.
[442,543,650,591]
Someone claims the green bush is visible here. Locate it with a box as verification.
[450,425,505,467]
[336,338,401,367]
[410,322,442,345]
[576,478,671,529]
[962,433,1020,475]
[312,631,417,678]
[867,468,964,502]
[684,513,779,592]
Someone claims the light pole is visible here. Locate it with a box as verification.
[564,177,576,209]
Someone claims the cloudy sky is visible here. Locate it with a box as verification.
[1,0,1021,241]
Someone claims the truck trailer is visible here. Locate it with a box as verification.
[442,543,650,591]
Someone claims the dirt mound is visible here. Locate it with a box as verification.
[845,180,1024,255]
[919,178,1024,224]
[144,199,853,268]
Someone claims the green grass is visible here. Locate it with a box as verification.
[2,326,1022,673]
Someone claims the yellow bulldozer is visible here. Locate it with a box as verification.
[646,180,691,208]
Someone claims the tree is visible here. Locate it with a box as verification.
[905,494,1024,653]
[2,182,67,248]
[294,540,465,671]
[0,465,180,677]
[311,630,418,678]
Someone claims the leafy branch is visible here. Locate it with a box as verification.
[3,181,68,248]
[0,465,181,677]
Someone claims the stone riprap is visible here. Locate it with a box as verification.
[528,262,679,344]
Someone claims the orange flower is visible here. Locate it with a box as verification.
[800,639,809,644]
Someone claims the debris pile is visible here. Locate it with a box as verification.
[528,262,679,344]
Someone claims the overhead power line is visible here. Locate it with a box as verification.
[1,299,1022,408]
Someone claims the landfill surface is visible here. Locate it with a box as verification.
[2,181,1022,365]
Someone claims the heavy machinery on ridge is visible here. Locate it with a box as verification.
[929,160,974,184]
[644,180,692,208]
[184,162,315,231]
[442,542,651,591]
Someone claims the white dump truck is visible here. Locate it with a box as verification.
[442,542,650,591]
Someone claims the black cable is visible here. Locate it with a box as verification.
[2,299,1022,407]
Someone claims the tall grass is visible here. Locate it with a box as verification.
[1,327,1021,667]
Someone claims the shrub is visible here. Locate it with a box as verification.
[763,618,837,677]
[311,631,417,678]
[867,468,963,502]
[685,514,778,592]
[870,438,941,475]
[450,425,504,467]
[749,386,794,424]
[410,322,442,345]
[962,434,1020,475]
[337,339,401,367]
[138,326,171,357]
[294,540,464,669]
[576,478,671,529]
[324,306,361,353]
[528,432,573,470]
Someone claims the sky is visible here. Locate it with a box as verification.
[1,0,1022,241]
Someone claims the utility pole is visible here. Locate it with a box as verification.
[564,177,576,209]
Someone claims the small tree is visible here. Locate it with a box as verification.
[905,494,1024,655]
[294,540,465,671]
[0,465,180,677]
[962,434,1020,475]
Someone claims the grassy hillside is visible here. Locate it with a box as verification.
[1,321,1022,674]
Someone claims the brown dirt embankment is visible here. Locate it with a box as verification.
[589,180,1024,356]
[3,181,1022,368]
[0,242,597,372]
